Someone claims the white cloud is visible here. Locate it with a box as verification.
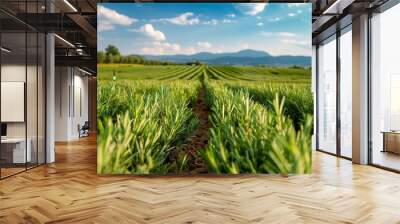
[281,39,309,46]
[98,23,114,31]
[235,3,268,16]
[268,17,281,22]
[131,24,166,41]
[203,19,218,25]
[278,32,296,37]
[261,31,295,37]
[288,3,308,8]
[197,42,212,49]
[257,22,264,26]
[141,41,181,55]
[141,42,202,55]
[155,42,180,51]
[153,13,234,26]
[288,10,302,17]
[183,47,197,55]
[157,12,200,26]
[204,18,236,25]
[98,5,136,31]
[98,5,136,25]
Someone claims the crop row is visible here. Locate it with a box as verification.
[225,82,313,130]
[98,64,311,83]
[97,80,201,174]
[201,80,312,174]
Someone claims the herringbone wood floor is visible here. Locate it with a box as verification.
[1,136,400,224]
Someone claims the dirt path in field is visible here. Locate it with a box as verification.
[178,86,211,174]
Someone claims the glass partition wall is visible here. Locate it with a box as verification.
[0,2,46,179]
[316,25,352,159]
[339,26,352,159]
[370,3,400,171]
[317,35,337,155]
[315,0,400,171]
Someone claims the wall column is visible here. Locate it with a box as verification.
[352,14,369,164]
[46,32,55,163]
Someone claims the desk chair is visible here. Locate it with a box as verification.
[78,121,90,138]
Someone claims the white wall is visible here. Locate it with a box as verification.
[55,67,89,141]
[1,65,25,81]
[1,65,26,139]
[1,82,25,122]
[1,65,41,138]
[72,73,89,138]
[1,63,46,164]
[55,66,70,141]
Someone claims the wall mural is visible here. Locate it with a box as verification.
[97,3,313,175]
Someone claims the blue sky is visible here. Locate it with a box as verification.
[98,3,311,56]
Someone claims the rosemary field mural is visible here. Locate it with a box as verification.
[97,3,313,175]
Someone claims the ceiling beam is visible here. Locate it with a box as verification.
[55,55,96,73]
[67,13,96,46]
[323,0,356,14]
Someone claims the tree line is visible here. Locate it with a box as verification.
[97,45,180,65]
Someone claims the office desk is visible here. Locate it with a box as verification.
[1,138,31,163]
[382,131,400,154]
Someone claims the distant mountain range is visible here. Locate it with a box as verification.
[143,49,310,66]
